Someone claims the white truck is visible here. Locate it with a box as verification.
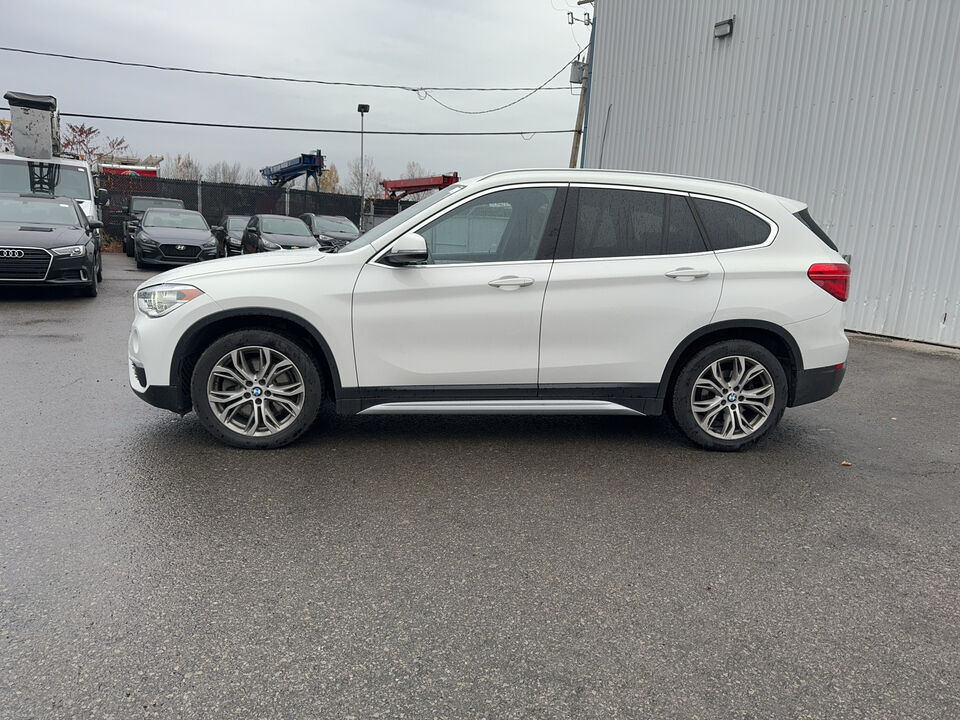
[0,92,108,222]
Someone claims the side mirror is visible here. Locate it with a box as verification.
[88,220,104,231]
[384,233,428,265]
[95,188,109,206]
[211,225,223,233]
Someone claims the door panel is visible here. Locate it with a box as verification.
[353,261,552,387]
[352,185,565,389]
[539,186,724,385]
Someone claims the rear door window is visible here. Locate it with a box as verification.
[571,188,708,259]
[692,197,772,250]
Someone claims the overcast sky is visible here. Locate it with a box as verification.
[1,0,593,181]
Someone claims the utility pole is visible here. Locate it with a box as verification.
[568,1,594,168]
[569,47,591,168]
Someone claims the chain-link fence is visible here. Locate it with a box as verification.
[97,174,362,238]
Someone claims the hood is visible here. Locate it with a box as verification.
[227,229,244,240]
[140,227,215,245]
[0,221,89,249]
[140,247,324,287]
[317,229,359,242]
[262,231,318,248]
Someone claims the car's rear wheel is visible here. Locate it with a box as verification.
[670,340,787,451]
[191,330,323,449]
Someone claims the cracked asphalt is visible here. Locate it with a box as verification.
[1,253,959,719]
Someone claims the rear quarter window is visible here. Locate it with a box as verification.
[794,208,839,251]
[692,197,772,250]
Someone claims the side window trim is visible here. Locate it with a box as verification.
[371,183,567,267]
[687,193,778,252]
[555,184,712,261]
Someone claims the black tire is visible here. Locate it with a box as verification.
[80,266,98,297]
[124,235,134,257]
[96,256,103,283]
[135,246,146,270]
[191,329,323,449]
[669,339,788,451]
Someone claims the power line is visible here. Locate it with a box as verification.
[420,48,587,115]
[0,107,575,137]
[0,46,573,93]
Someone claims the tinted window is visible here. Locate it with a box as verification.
[418,187,557,264]
[313,215,359,234]
[0,196,81,225]
[261,217,312,236]
[692,198,771,250]
[131,197,184,212]
[143,210,208,229]
[572,189,707,259]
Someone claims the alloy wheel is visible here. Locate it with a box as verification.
[690,355,775,440]
[207,346,306,436]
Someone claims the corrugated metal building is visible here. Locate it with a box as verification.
[581,0,960,347]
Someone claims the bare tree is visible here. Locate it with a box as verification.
[346,156,383,201]
[401,160,436,200]
[204,161,244,184]
[62,123,130,163]
[163,153,203,180]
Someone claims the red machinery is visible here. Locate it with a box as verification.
[381,172,460,200]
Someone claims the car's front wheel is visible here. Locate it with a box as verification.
[191,330,323,449]
[670,340,787,451]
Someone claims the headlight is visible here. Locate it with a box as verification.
[262,238,281,250]
[138,233,157,245]
[203,237,217,248]
[52,245,86,257]
[136,283,204,318]
[318,234,334,242]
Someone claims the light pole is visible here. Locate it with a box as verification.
[358,103,369,228]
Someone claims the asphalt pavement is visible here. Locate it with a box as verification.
[1,253,958,719]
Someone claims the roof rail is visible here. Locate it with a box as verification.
[475,167,760,192]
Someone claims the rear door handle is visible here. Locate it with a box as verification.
[665,267,710,280]
[488,275,534,290]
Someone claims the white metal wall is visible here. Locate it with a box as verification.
[583,0,960,347]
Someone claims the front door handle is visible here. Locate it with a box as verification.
[488,275,534,290]
[665,267,710,280]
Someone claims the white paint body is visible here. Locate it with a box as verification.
[129,169,848,410]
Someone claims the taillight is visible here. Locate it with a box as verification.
[808,263,850,301]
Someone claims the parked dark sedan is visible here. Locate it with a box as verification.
[134,208,218,268]
[122,196,185,257]
[298,213,360,251]
[241,214,319,253]
[214,214,250,257]
[0,193,102,297]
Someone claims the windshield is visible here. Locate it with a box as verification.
[0,159,92,201]
[226,216,250,231]
[0,196,81,225]
[262,217,312,236]
[339,184,464,253]
[131,197,184,212]
[313,215,359,234]
[143,210,209,230]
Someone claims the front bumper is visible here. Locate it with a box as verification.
[790,363,846,407]
[130,362,191,414]
[0,252,96,286]
[138,243,218,266]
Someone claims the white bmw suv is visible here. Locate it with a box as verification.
[129,169,849,451]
